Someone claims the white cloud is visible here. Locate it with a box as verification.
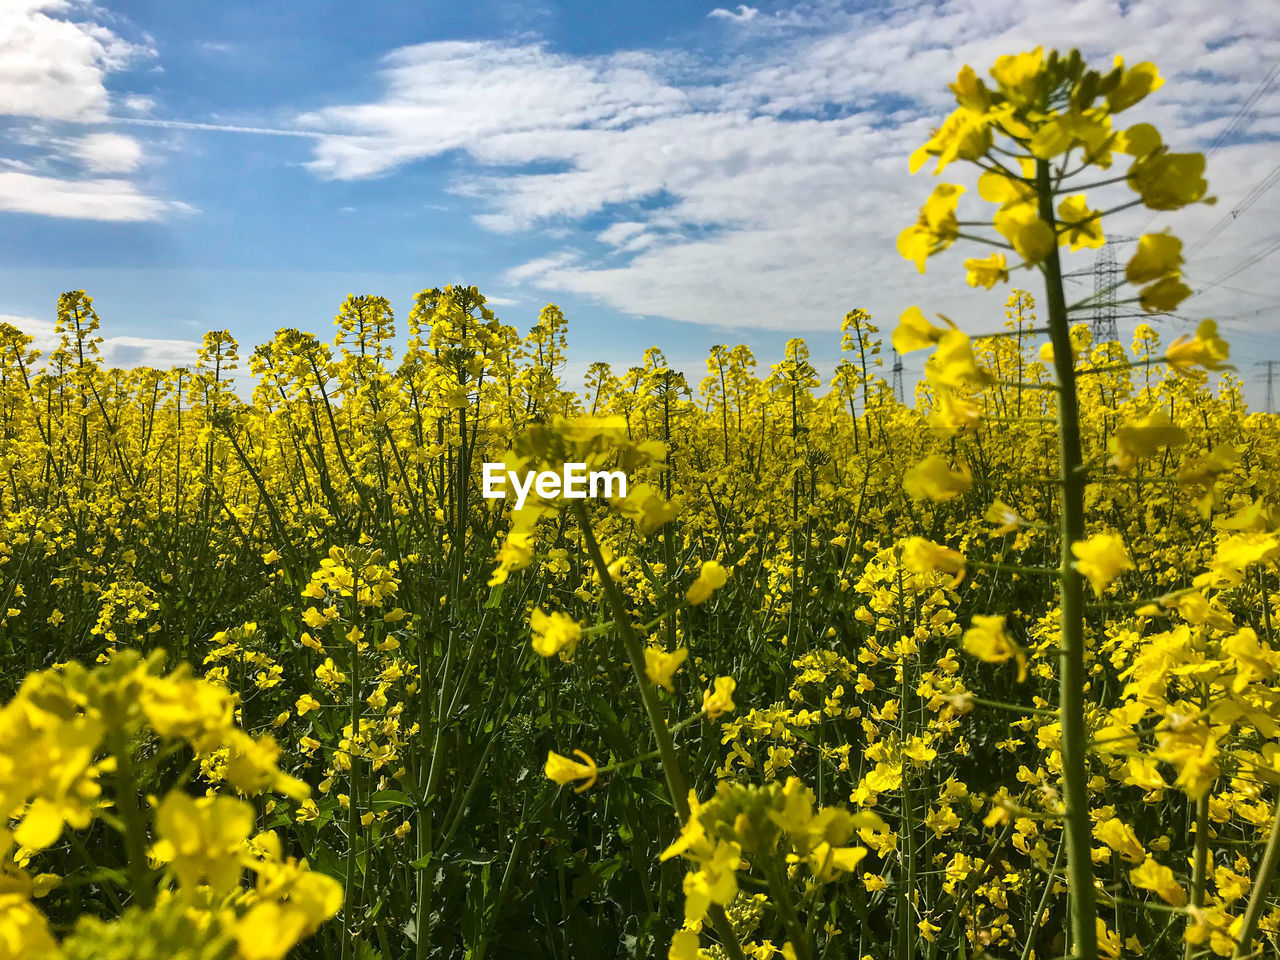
[0,314,199,368]
[102,335,201,368]
[0,171,191,221]
[298,41,689,179]
[70,132,144,173]
[304,0,1280,334]
[709,5,759,23]
[0,3,182,221]
[122,94,156,114]
[503,250,582,284]
[597,222,646,246]
[0,1,152,121]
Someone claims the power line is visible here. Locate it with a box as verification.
[1202,62,1280,159]
[1133,59,1280,234]
[1181,278,1277,299]
[1186,160,1280,254]
[1211,305,1280,321]
[1194,234,1280,294]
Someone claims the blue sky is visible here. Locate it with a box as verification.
[3,0,1279,402]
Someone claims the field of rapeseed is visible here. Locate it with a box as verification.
[2,46,1279,960]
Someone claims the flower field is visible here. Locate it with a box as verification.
[2,46,1279,960]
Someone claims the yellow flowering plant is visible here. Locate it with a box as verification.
[0,48,1277,960]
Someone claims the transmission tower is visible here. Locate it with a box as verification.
[1259,361,1279,414]
[892,349,905,404]
[1092,244,1120,344]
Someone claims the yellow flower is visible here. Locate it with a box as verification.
[1213,865,1250,904]
[139,668,236,750]
[1071,533,1134,594]
[1128,152,1210,210]
[0,894,58,958]
[1094,817,1146,864]
[489,524,536,586]
[1165,319,1231,374]
[669,930,701,960]
[1126,231,1184,285]
[918,918,942,943]
[964,252,1009,289]
[1155,719,1220,799]
[315,658,346,687]
[893,306,951,353]
[686,561,728,605]
[530,607,582,659]
[229,731,309,799]
[928,329,991,389]
[984,500,1025,535]
[545,749,598,793]
[1138,275,1192,312]
[682,839,741,921]
[151,791,255,893]
[702,677,737,720]
[962,614,1026,682]
[1109,411,1187,472]
[236,902,311,960]
[1097,918,1122,960]
[993,203,1055,264]
[900,537,966,583]
[1108,57,1164,112]
[903,455,971,502]
[989,47,1043,105]
[1056,195,1105,250]
[898,184,965,273]
[978,169,1034,206]
[1114,122,1162,158]
[1030,110,1112,163]
[799,837,866,882]
[925,804,959,839]
[644,647,689,692]
[909,106,991,175]
[949,64,989,113]
[1177,443,1241,488]
[295,694,321,716]
[929,387,982,436]
[1200,533,1280,592]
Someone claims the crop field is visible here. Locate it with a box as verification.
[2,44,1279,960]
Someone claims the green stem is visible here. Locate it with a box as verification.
[1232,795,1280,959]
[573,502,747,960]
[341,624,362,960]
[1037,156,1098,960]
[1185,686,1212,960]
[1019,833,1065,960]
[111,732,154,908]
[765,860,813,960]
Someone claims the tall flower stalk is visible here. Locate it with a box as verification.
[894,46,1216,959]
[1035,156,1097,953]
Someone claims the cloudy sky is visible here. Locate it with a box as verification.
[2,0,1278,403]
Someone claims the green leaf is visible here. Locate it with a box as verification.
[370,789,417,811]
